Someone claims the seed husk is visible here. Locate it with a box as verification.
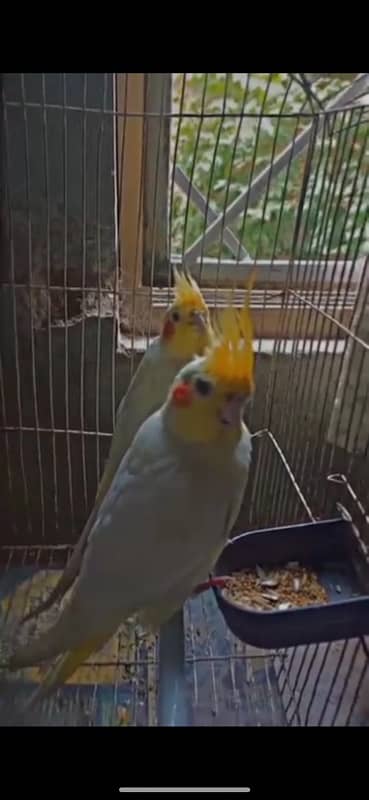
[260,578,279,589]
[261,591,279,602]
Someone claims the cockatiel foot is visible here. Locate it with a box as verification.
[192,576,229,595]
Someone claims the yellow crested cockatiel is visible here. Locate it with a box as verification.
[7,293,255,713]
[21,268,212,625]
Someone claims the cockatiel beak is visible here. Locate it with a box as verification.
[219,393,246,427]
[190,310,207,332]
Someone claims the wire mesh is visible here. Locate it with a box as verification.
[0,73,369,725]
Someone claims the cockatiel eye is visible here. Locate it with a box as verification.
[171,310,180,322]
[195,377,213,396]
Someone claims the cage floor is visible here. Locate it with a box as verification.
[0,547,368,725]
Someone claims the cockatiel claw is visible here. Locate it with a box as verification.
[192,577,230,595]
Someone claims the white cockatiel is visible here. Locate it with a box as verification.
[8,296,254,711]
[21,268,212,625]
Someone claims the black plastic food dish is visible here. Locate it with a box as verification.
[213,517,369,649]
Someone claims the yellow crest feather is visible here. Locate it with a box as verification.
[204,276,255,391]
[172,267,207,312]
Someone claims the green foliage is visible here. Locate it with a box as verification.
[169,74,369,263]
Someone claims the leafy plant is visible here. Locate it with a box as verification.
[169,74,369,264]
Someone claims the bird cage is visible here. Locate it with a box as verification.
[0,73,369,728]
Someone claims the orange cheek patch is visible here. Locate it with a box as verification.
[172,383,193,407]
[163,319,175,339]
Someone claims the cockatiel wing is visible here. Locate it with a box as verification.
[139,424,251,632]
[97,339,183,504]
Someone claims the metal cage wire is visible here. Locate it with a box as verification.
[0,72,369,726]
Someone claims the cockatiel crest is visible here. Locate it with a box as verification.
[203,291,254,395]
[172,266,208,312]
